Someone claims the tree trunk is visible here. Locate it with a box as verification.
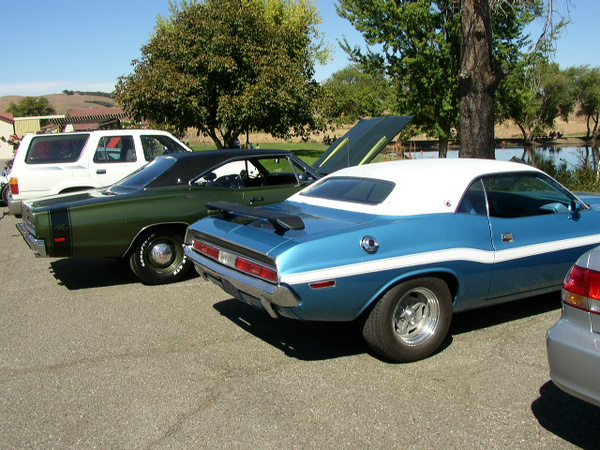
[438,136,449,158]
[459,0,499,159]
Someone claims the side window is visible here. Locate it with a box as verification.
[94,136,136,163]
[457,179,487,215]
[482,173,574,218]
[25,134,89,164]
[141,135,189,161]
[195,160,254,188]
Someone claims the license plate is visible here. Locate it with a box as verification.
[221,279,240,299]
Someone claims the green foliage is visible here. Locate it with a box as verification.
[62,90,113,98]
[567,66,600,139]
[338,0,461,149]
[497,61,575,142]
[337,0,543,154]
[5,96,55,116]
[321,64,393,125]
[115,0,326,148]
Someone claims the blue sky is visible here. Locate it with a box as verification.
[0,0,598,97]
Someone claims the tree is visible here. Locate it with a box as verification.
[115,0,327,148]
[338,0,461,156]
[6,97,55,117]
[568,66,600,140]
[338,0,537,157]
[321,64,393,125]
[497,61,574,143]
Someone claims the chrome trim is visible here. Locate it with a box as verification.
[16,222,47,257]
[184,245,299,308]
[7,194,22,216]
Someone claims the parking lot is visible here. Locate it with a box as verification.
[1,205,599,449]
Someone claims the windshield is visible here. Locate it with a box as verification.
[110,157,177,191]
[301,177,395,205]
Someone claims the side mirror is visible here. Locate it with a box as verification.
[569,200,583,218]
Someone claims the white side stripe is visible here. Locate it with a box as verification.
[280,234,600,285]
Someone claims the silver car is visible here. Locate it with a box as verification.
[547,247,600,407]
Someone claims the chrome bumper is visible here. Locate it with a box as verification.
[7,194,22,216]
[184,245,299,317]
[16,222,47,257]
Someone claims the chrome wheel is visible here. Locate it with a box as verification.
[362,277,452,363]
[393,287,441,346]
[149,241,176,268]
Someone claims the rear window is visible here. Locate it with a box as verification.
[110,157,178,191]
[25,134,89,164]
[301,177,394,205]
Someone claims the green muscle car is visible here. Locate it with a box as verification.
[16,116,412,284]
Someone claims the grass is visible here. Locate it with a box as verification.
[189,142,328,166]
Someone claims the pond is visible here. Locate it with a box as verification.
[398,145,600,170]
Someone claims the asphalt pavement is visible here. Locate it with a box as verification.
[1,205,599,449]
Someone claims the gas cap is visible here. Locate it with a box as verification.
[361,235,379,254]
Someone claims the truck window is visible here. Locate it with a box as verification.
[26,134,89,164]
[94,136,136,163]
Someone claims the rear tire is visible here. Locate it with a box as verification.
[1,184,9,206]
[362,277,452,362]
[129,229,191,285]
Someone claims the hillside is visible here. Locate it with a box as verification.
[0,93,116,116]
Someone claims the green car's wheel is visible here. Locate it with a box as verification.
[362,277,452,363]
[129,228,191,285]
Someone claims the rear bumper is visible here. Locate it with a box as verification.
[184,245,299,317]
[547,318,600,407]
[16,222,47,257]
[7,193,21,215]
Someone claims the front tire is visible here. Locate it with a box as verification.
[362,277,452,363]
[129,229,191,285]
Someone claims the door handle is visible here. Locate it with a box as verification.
[96,169,106,174]
[501,233,514,243]
[249,197,264,205]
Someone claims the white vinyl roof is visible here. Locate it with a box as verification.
[291,158,542,216]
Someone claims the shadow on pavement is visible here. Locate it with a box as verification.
[450,292,562,336]
[50,257,139,289]
[532,381,600,448]
[213,299,368,361]
[213,292,562,363]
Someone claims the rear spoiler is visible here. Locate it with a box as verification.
[206,201,305,233]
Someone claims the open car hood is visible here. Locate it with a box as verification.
[312,115,412,175]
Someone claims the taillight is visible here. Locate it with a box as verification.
[193,240,220,259]
[192,239,278,283]
[562,264,600,314]
[235,257,278,282]
[9,177,18,195]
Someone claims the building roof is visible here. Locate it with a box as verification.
[0,112,14,124]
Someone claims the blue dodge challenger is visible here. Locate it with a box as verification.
[184,158,600,362]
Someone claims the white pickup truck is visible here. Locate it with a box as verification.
[7,129,192,215]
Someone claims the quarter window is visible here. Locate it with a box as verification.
[141,135,189,161]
